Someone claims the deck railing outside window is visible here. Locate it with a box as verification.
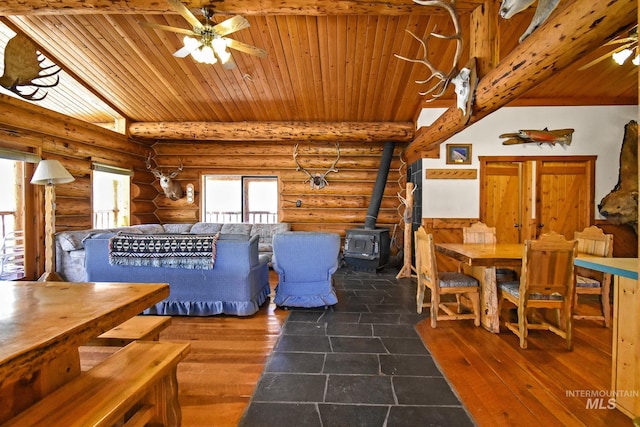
[204,211,277,224]
[0,211,24,280]
[0,211,16,238]
[94,210,117,229]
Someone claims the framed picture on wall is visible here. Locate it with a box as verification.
[446,144,472,164]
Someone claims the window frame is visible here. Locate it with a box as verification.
[201,174,278,224]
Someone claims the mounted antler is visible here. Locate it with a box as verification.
[394,0,462,102]
[145,153,184,200]
[0,33,61,101]
[293,143,340,190]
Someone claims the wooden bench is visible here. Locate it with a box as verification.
[4,341,190,427]
[87,316,172,346]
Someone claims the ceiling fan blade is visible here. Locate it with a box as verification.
[579,42,637,71]
[222,54,237,70]
[139,21,197,36]
[213,15,250,37]
[167,0,203,29]
[578,52,615,71]
[173,45,193,58]
[226,39,267,57]
[604,37,637,47]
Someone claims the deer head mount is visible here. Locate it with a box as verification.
[145,153,184,201]
[499,0,560,43]
[394,0,462,102]
[0,33,61,101]
[293,143,340,190]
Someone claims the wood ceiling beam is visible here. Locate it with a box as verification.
[0,0,484,16]
[469,1,499,78]
[128,121,415,142]
[403,0,638,164]
[0,94,151,155]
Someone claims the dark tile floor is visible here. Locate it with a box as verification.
[239,267,476,427]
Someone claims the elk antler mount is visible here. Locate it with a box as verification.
[394,0,463,103]
[145,153,184,200]
[0,33,61,101]
[293,143,340,190]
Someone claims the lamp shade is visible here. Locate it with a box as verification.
[30,160,75,185]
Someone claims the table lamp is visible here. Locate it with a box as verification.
[31,159,75,281]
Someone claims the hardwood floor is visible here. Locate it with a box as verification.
[80,273,633,426]
[417,317,631,426]
[160,306,287,426]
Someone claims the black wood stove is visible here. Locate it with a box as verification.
[343,142,394,272]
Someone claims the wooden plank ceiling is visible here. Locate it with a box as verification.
[0,0,637,129]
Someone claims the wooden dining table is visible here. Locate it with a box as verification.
[0,281,169,423]
[434,243,524,333]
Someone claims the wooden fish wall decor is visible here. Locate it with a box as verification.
[0,33,61,101]
[499,128,574,147]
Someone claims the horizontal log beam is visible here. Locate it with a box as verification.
[129,121,414,142]
[0,0,483,16]
[153,141,404,156]
[0,94,150,156]
[403,0,637,164]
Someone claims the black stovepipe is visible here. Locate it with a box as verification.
[364,141,394,230]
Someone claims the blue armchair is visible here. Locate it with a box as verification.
[272,232,341,308]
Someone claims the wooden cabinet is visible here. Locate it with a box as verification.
[479,156,595,243]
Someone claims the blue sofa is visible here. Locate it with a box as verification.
[83,233,270,316]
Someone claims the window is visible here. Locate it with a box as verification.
[0,159,20,237]
[0,148,39,280]
[92,164,132,228]
[202,175,277,223]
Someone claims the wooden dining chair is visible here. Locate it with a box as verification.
[463,221,517,282]
[463,221,497,244]
[573,226,614,327]
[497,232,577,350]
[414,226,481,328]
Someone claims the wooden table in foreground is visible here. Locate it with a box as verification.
[0,281,169,423]
[574,257,639,419]
[435,243,524,333]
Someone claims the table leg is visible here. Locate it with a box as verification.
[465,265,499,333]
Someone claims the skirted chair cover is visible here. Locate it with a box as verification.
[272,232,341,308]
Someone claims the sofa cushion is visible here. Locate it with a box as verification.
[221,223,252,235]
[57,230,100,251]
[163,223,194,233]
[251,223,291,252]
[130,224,166,234]
[191,222,223,234]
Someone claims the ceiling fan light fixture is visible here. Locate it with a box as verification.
[196,45,217,64]
[633,55,639,66]
[182,35,217,64]
[612,48,633,65]
[212,37,231,63]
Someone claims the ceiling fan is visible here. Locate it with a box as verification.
[578,26,638,71]
[141,0,267,69]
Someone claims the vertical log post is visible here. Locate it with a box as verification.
[396,182,415,279]
[38,184,63,281]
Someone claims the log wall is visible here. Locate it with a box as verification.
[152,141,408,254]
[0,95,154,233]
